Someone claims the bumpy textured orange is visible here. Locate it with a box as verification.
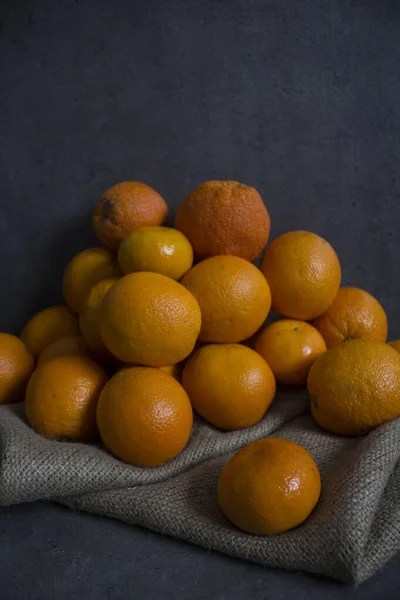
[37,335,92,366]
[21,305,80,358]
[175,180,271,261]
[96,366,193,466]
[218,438,321,535]
[79,277,119,360]
[255,319,327,386]
[312,287,388,348]
[118,226,193,280]
[0,333,35,404]
[182,344,276,430]
[100,272,201,365]
[93,181,168,249]
[180,255,271,343]
[307,339,400,435]
[25,355,108,441]
[260,230,341,320]
[62,247,120,313]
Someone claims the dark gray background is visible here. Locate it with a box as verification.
[1,0,400,598]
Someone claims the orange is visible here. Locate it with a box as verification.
[260,230,341,320]
[388,340,400,353]
[307,339,400,435]
[96,366,193,466]
[118,226,193,280]
[180,255,271,343]
[93,181,168,249]
[159,363,183,383]
[175,180,271,261]
[0,333,35,404]
[21,306,80,358]
[79,277,119,360]
[37,335,92,366]
[25,355,108,441]
[218,438,321,535]
[255,319,327,386]
[312,287,388,348]
[100,272,201,366]
[62,247,120,313]
[182,344,276,430]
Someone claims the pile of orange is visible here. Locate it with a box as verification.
[1,178,399,538]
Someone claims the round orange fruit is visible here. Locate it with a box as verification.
[175,180,271,261]
[388,340,400,353]
[37,335,92,366]
[21,305,80,358]
[25,355,108,441]
[260,230,341,320]
[0,333,35,404]
[93,181,168,249]
[182,344,276,430]
[312,287,388,348]
[100,272,201,366]
[79,277,119,360]
[118,226,193,280]
[180,255,271,343]
[96,366,193,466]
[307,339,400,435]
[159,363,183,383]
[255,319,327,386]
[62,247,120,313]
[218,438,321,535]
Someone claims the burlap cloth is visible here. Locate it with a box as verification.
[1,388,399,584]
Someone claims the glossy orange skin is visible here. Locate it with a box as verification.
[62,247,120,313]
[182,344,276,430]
[312,287,388,349]
[260,230,341,320]
[25,355,108,441]
[78,277,119,361]
[0,333,35,404]
[255,320,327,386]
[307,339,400,435]
[93,181,168,250]
[37,335,92,366]
[118,226,193,281]
[180,255,271,343]
[21,306,80,358]
[96,367,193,466]
[175,180,271,261]
[100,272,201,366]
[218,438,321,535]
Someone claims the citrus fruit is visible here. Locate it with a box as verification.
[37,335,92,366]
[96,366,193,466]
[388,340,400,353]
[307,339,400,435]
[260,230,341,320]
[79,277,119,360]
[25,355,108,441]
[62,247,120,313]
[159,363,183,382]
[180,255,271,343]
[100,272,201,366]
[182,344,276,430]
[175,180,270,261]
[0,333,35,404]
[255,319,327,386]
[312,287,388,348]
[218,438,321,535]
[21,305,80,358]
[93,181,168,249]
[118,226,193,280]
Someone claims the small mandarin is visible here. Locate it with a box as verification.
[218,438,321,535]
[0,333,35,404]
[255,320,327,386]
[21,306,80,358]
